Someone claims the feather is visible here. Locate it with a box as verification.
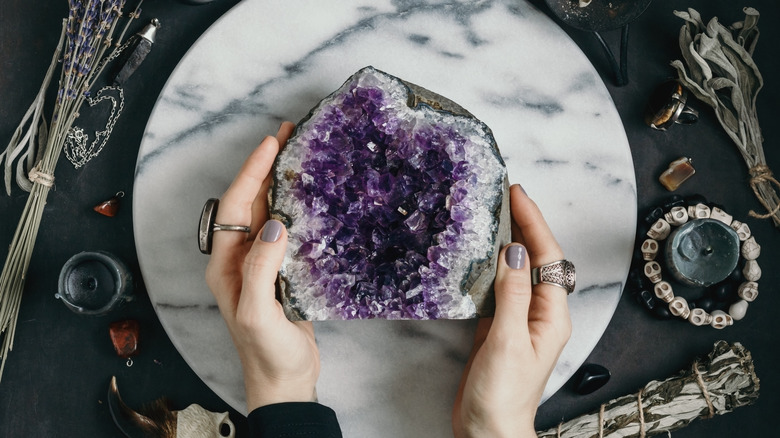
[108,376,177,438]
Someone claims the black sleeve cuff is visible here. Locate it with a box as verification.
[247,402,343,438]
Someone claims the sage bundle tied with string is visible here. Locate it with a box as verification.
[536,341,759,438]
[671,7,780,227]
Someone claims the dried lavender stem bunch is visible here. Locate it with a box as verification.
[0,0,139,382]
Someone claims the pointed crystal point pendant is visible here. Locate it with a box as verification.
[94,191,125,217]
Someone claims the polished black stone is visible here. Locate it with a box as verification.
[728,265,744,283]
[634,288,656,311]
[662,194,685,210]
[628,269,647,290]
[652,304,673,320]
[572,363,611,395]
[643,206,664,225]
[711,282,735,302]
[692,297,715,312]
[685,194,708,206]
[636,224,650,240]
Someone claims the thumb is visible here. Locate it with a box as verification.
[240,220,288,311]
[491,243,532,340]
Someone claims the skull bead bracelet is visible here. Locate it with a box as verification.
[630,195,761,329]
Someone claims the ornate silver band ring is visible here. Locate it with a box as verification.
[531,260,576,294]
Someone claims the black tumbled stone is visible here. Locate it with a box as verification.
[644,207,664,225]
[635,289,656,311]
[728,265,744,283]
[632,250,644,267]
[573,363,611,395]
[628,269,646,290]
[637,224,650,240]
[711,282,734,302]
[663,195,685,210]
[693,297,715,312]
[653,304,673,319]
[685,194,708,206]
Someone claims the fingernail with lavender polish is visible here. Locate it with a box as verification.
[505,245,526,270]
[260,220,283,242]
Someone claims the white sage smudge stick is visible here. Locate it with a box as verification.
[0,0,143,382]
[536,341,759,438]
[670,7,780,227]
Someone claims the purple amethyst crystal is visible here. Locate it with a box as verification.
[271,66,509,320]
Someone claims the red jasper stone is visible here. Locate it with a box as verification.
[93,193,123,217]
[109,319,139,358]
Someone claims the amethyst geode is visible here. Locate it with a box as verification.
[270,66,509,320]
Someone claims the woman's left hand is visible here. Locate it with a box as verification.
[205,122,321,412]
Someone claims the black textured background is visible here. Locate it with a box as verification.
[1,0,778,436]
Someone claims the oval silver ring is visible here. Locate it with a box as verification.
[212,224,251,232]
[198,198,251,254]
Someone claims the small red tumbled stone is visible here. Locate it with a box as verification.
[109,319,139,358]
[93,196,120,217]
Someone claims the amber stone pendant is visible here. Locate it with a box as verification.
[659,157,695,191]
[94,191,125,217]
[109,319,140,359]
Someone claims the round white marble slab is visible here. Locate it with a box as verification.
[133,0,636,436]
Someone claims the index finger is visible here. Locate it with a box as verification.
[509,184,564,266]
[211,135,281,258]
[509,185,571,356]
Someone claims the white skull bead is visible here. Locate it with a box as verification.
[728,300,749,321]
[688,308,712,326]
[669,296,690,319]
[644,261,663,283]
[729,220,751,241]
[710,310,733,329]
[687,203,711,220]
[742,260,761,281]
[647,218,671,240]
[709,207,733,226]
[737,281,759,302]
[641,239,659,261]
[653,281,674,302]
[741,236,761,260]
[664,206,689,226]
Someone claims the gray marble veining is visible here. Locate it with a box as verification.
[133,0,636,436]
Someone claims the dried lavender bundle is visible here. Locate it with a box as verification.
[0,0,142,382]
[537,341,759,438]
